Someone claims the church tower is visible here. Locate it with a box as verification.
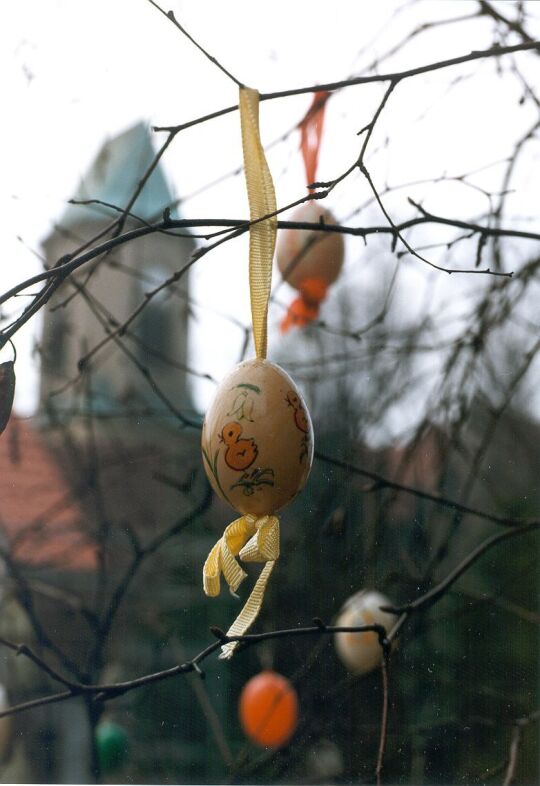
[40,122,195,418]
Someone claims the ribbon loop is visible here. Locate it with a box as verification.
[239,87,277,360]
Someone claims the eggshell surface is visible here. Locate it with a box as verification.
[335,590,397,675]
[201,359,313,516]
[276,203,344,290]
[239,670,298,749]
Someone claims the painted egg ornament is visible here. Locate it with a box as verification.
[202,87,315,658]
[239,670,299,749]
[334,590,397,675]
[202,359,313,516]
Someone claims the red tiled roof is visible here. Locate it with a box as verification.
[0,416,97,570]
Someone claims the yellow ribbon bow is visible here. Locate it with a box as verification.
[203,515,280,659]
[202,87,279,659]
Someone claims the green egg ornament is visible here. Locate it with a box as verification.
[95,720,129,773]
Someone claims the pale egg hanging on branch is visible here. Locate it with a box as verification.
[277,202,344,332]
[201,87,314,659]
[277,91,345,332]
[334,590,397,675]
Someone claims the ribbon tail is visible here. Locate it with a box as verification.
[202,540,223,597]
[203,515,257,598]
[219,560,276,660]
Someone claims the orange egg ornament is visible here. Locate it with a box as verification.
[334,590,397,675]
[239,670,299,748]
[277,202,344,332]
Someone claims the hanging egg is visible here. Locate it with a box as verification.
[95,720,129,773]
[239,670,299,748]
[305,739,343,780]
[202,359,313,516]
[334,590,397,675]
[277,202,344,290]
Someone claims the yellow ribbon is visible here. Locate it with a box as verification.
[203,88,279,659]
[203,515,280,659]
[239,87,277,360]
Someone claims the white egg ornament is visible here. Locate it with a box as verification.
[335,590,397,675]
[202,359,313,516]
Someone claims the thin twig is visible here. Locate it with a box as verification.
[0,636,77,690]
[314,451,524,529]
[5,209,529,306]
[188,673,235,769]
[145,0,244,87]
[0,623,385,718]
[1,507,538,718]
[502,725,522,786]
[154,41,540,132]
[384,520,540,615]
[376,648,390,786]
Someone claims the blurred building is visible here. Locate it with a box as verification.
[0,416,96,783]
[0,122,216,784]
[40,121,194,416]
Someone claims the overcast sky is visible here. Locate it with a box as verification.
[3,1,539,420]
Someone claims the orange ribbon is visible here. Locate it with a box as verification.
[280,278,329,332]
[299,91,330,190]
